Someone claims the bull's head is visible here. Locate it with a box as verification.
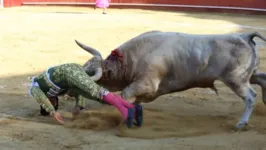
[75,40,103,81]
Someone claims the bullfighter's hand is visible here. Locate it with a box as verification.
[50,111,64,125]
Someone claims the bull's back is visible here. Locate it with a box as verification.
[121,31,254,91]
[139,32,254,95]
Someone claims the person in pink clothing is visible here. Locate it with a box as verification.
[95,0,110,14]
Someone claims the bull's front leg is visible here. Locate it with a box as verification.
[120,79,151,128]
[121,78,159,127]
[121,78,160,104]
[250,72,266,104]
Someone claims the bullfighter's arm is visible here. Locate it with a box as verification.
[30,86,55,113]
[75,94,86,109]
[66,89,86,109]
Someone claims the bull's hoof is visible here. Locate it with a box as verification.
[262,88,266,105]
[235,122,251,131]
[134,104,143,127]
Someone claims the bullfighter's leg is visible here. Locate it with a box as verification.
[224,80,257,129]
[250,72,266,104]
[59,64,138,127]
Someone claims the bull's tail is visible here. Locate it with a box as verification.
[245,32,266,45]
[246,32,266,105]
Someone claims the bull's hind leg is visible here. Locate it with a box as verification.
[236,85,257,129]
[250,72,266,104]
[224,80,257,129]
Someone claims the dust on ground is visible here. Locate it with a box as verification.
[1,6,266,150]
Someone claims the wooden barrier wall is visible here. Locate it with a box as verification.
[4,0,21,7]
[3,0,266,14]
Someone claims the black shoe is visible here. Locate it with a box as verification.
[126,108,134,128]
[134,104,143,127]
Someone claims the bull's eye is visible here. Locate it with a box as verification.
[86,69,95,76]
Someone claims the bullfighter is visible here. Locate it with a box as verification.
[29,63,143,128]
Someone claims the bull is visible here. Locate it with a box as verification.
[75,30,266,129]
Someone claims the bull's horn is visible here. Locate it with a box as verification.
[75,40,102,59]
[90,68,103,81]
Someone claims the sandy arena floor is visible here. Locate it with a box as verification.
[1,6,266,150]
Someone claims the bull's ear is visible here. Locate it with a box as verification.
[75,40,103,59]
